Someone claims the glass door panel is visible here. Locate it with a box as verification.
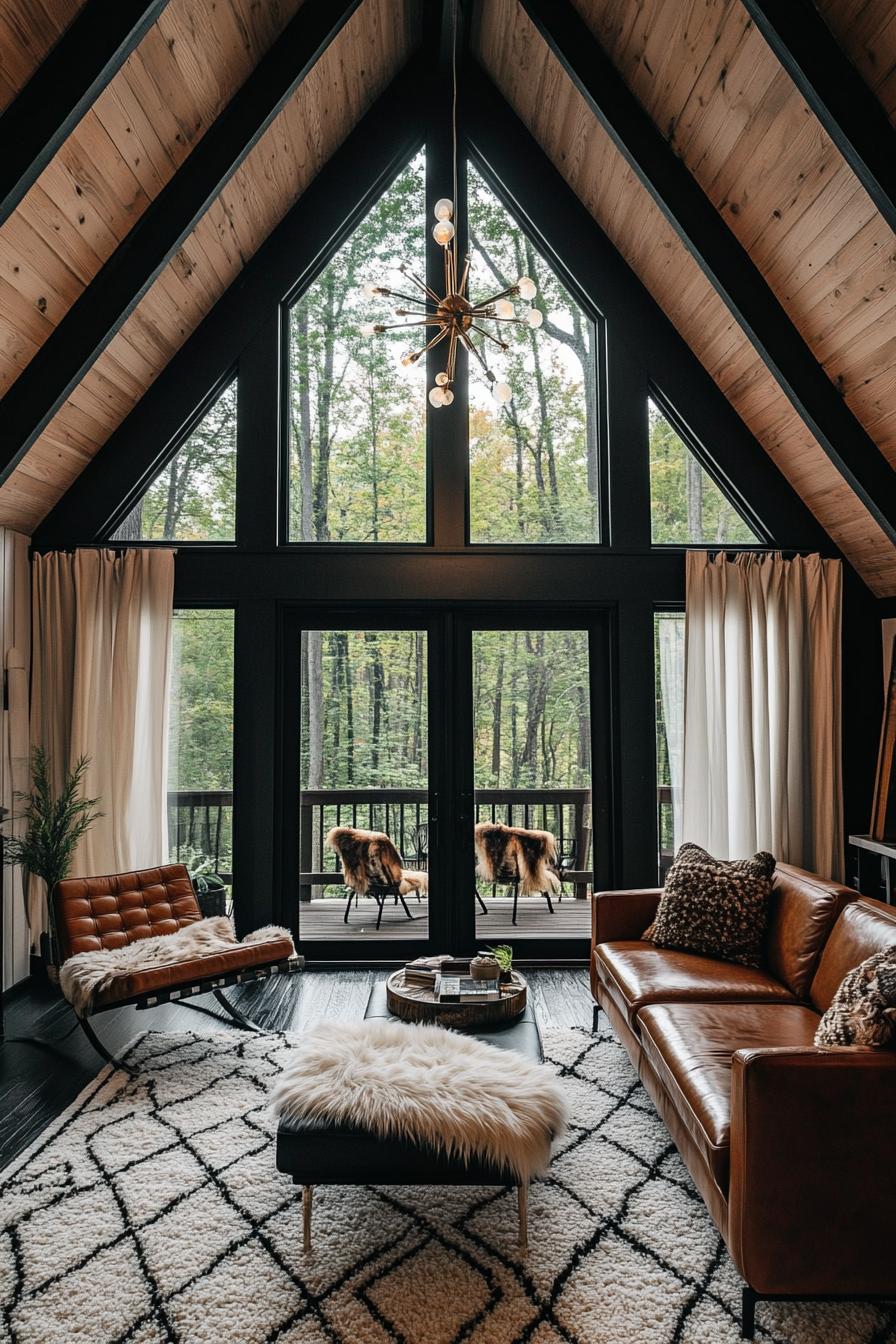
[297,626,431,944]
[472,628,594,943]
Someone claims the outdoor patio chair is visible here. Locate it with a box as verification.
[474,821,562,926]
[327,826,427,930]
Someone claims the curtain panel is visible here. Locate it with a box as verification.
[30,549,175,943]
[0,529,31,989]
[682,551,843,879]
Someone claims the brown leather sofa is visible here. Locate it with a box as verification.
[591,863,896,1338]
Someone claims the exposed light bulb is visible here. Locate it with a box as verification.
[526,307,543,329]
[432,219,455,246]
[441,388,455,405]
[360,322,378,336]
[493,381,512,404]
[362,282,380,298]
[517,276,537,301]
[494,298,514,319]
[400,351,417,366]
[435,371,449,386]
[429,386,447,407]
[433,198,453,221]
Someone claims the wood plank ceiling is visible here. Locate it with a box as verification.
[477,0,896,595]
[0,0,84,110]
[0,0,421,531]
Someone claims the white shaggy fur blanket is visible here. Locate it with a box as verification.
[59,917,294,1016]
[270,1018,568,1182]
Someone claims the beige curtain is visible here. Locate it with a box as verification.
[0,530,31,989]
[682,551,843,878]
[30,549,175,938]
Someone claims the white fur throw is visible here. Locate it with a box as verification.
[59,917,294,1017]
[270,1018,568,1182]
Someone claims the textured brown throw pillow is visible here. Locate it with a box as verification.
[815,948,896,1047]
[644,843,776,967]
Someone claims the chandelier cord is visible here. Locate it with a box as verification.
[451,0,458,280]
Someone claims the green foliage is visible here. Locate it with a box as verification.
[486,944,514,970]
[4,747,103,894]
[287,154,428,543]
[467,165,598,543]
[649,398,757,544]
[114,382,238,542]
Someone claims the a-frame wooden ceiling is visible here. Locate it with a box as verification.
[0,0,894,594]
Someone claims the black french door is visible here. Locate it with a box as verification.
[279,605,611,962]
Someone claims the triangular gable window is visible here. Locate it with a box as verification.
[467,163,600,544]
[649,396,759,545]
[112,380,237,541]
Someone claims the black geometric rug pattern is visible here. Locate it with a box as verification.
[1,1022,894,1344]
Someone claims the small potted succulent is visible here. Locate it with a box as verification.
[487,944,515,985]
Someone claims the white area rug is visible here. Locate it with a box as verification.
[1,1023,893,1343]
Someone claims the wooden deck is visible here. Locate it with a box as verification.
[298,893,591,941]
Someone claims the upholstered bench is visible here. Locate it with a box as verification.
[275,982,548,1251]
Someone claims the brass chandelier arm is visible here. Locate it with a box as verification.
[399,266,440,304]
[471,323,509,350]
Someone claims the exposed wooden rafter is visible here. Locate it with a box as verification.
[0,0,365,488]
[0,0,169,228]
[515,0,896,549]
[742,0,896,239]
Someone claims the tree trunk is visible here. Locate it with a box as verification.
[686,449,703,540]
[295,299,314,541]
[115,499,145,540]
[304,629,324,898]
[313,274,337,541]
[491,652,504,781]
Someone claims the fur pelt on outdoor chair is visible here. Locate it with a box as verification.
[474,821,561,896]
[326,826,428,897]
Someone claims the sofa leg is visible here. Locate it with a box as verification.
[517,1183,528,1252]
[741,1286,757,1339]
[592,1003,601,1033]
[303,1186,314,1253]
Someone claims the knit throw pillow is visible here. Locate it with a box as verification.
[644,843,776,967]
[815,948,896,1047]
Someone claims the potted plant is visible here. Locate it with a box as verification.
[486,944,515,985]
[4,747,102,977]
[181,847,229,917]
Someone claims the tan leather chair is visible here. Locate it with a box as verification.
[54,863,300,1074]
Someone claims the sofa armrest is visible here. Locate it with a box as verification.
[590,889,662,947]
[728,1046,896,1296]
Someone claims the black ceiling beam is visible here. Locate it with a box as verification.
[0,0,365,486]
[33,57,426,549]
[0,0,169,228]
[742,0,896,239]
[463,66,831,556]
[516,0,896,547]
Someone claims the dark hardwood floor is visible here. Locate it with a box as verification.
[0,967,593,1170]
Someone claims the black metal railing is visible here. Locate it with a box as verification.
[168,790,233,883]
[167,783,674,901]
[298,787,593,902]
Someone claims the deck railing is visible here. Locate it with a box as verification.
[167,784,675,899]
[297,786,594,902]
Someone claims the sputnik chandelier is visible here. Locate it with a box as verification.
[359,2,542,408]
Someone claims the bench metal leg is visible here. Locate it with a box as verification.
[303,1186,314,1254]
[592,1003,601,1033]
[212,987,265,1033]
[79,1016,137,1077]
[518,1183,528,1252]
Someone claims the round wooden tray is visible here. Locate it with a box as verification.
[386,968,527,1030]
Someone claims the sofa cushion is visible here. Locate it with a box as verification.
[593,941,796,1032]
[645,844,775,967]
[91,936,296,1007]
[810,899,896,1014]
[815,948,896,1047]
[637,1002,821,1190]
[763,864,853,999]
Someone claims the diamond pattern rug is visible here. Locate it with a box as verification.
[1,1023,894,1344]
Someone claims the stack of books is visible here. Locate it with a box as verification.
[437,975,501,1003]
